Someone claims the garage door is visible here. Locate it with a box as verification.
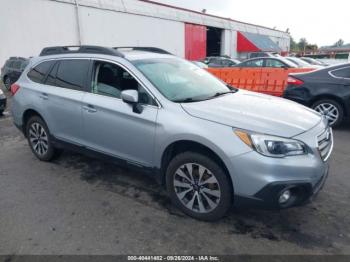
[185,23,206,60]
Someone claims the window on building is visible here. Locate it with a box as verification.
[27,60,55,84]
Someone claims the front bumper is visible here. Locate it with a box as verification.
[229,118,331,209]
[234,164,329,209]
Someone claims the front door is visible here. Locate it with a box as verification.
[82,60,158,167]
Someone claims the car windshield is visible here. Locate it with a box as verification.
[287,57,311,67]
[132,57,233,102]
[302,57,324,66]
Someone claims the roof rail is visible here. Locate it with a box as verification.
[9,56,27,60]
[39,45,125,57]
[113,46,172,55]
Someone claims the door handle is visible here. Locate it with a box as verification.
[82,104,97,113]
[39,93,48,100]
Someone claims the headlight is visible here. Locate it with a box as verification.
[235,130,307,157]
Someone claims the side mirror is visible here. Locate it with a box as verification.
[121,89,139,104]
[121,89,142,114]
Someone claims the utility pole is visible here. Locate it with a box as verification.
[74,0,82,45]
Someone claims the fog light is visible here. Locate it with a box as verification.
[279,190,291,204]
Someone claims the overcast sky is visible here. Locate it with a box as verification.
[151,0,348,46]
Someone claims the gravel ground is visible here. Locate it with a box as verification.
[0,84,350,255]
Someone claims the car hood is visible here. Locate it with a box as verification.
[181,90,321,137]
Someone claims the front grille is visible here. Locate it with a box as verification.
[317,127,333,161]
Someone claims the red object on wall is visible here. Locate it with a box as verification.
[237,31,260,52]
[185,23,206,60]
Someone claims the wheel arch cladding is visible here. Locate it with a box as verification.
[160,140,233,190]
[22,109,46,136]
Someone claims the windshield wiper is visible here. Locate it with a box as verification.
[205,89,237,100]
[172,97,197,103]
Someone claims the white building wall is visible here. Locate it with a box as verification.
[0,0,79,66]
[0,0,290,66]
[79,6,185,57]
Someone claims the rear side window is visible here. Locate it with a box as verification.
[27,60,55,83]
[265,59,286,68]
[331,67,350,79]
[55,60,90,90]
[240,59,263,67]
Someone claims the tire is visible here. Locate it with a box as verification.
[3,76,11,91]
[25,116,58,161]
[312,99,344,127]
[166,152,232,221]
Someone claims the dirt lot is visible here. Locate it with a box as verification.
[0,85,350,255]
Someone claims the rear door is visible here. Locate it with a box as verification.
[39,58,90,144]
[330,66,350,110]
[81,59,158,167]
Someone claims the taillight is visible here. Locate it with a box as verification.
[10,83,20,95]
[287,76,304,86]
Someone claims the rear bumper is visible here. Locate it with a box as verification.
[234,163,329,209]
[282,86,311,106]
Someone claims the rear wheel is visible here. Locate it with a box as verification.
[26,116,58,161]
[312,99,344,127]
[166,152,232,221]
[4,76,11,90]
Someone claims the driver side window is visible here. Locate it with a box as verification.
[91,61,157,106]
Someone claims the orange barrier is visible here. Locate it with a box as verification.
[207,67,314,96]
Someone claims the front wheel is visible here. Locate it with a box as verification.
[312,99,344,127]
[166,152,232,221]
[26,116,59,161]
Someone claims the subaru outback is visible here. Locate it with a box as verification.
[11,46,333,221]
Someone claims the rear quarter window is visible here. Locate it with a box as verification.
[54,60,90,90]
[27,60,55,83]
[331,67,350,79]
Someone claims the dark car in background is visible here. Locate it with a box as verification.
[284,63,350,126]
[1,57,29,90]
[203,56,240,68]
[0,88,6,115]
[236,57,298,68]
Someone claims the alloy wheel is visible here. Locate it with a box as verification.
[173,163,221,213]
[314,103,339,126]
[28,122,49,156]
